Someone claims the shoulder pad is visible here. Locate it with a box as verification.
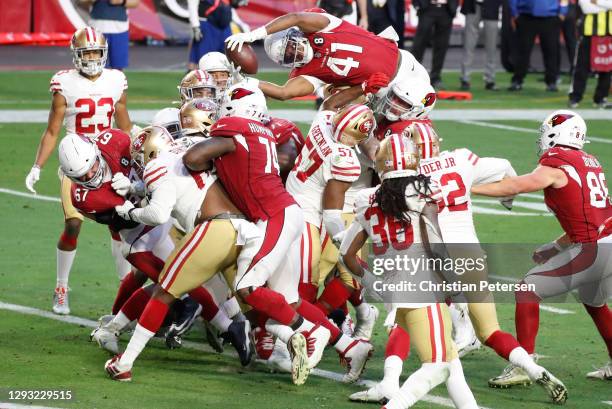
[330,147,360,182]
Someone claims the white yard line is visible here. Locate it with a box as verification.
[1,109,612,125]
[0,301,492,409]
[460,119,612,144]
[0,188,60,203]
[602,401,612,406]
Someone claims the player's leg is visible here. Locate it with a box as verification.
[54,176,84,315]
[298,223,321,303]
[450,302,480,356]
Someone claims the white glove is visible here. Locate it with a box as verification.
[331,230,347,249]
[115,200,136,221]
[25,165,41,194]
[111,173,132,197]
[224,26,267,52]
[192,26,203,42]
[372,0,387,7]
[532,241,562,264]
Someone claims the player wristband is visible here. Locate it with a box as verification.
[251,26,268,40]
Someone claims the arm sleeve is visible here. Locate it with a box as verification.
[339,220,365,256]
[129,181,176,226]
[299,75,326,92]
[322,209,345,240]
[188,0,200,27]
[318,13,342,31]
[473,157,517,185]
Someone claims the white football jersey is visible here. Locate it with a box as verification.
[343,149,375,213]
[353,185,441,309]
[286,110,361,226]
[419,149,515,243]
[143,141,217,233]
[50,68,127,138]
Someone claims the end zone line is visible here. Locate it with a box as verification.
[0,301,493,409]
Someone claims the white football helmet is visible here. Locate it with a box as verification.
[538,110,587,155]
[58,133,108,189]
[71,27,108,77]
[198,52,232,91]
[152,108,182,139]
[220,79,267,121]
[264,28,313,68]
[376,80,437,121]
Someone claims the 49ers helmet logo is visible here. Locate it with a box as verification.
[132,133,146,152]
[358,118,374,134]
[550,113,574,127]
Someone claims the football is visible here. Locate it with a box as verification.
[225,42,258,74]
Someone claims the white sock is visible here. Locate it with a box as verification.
[293,318,315,333]
[265,319,297,343]
[106,312,131,333]
[355,302,371,319]
[221,297,241,319]
[119,323,155,368]
[446,358,478,409]
[386,363,450,409]
[210,309,232,333]
[56,248,76,288]
[509,347,543,380]
[334,333,354,353]
[110,238,130,280]
[382,355,403,390]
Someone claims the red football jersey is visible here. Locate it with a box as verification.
[210,116,297,222]
[539,146,612,242]
[71,129,133,218]
[375,118,433,141]
[289,13,399,86]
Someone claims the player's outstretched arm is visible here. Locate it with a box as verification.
[322,179,352,246]
[114,92,132,134]
[259,76,315,101]
[471,165,567,197]
[183,137,235,171]
[340,226,368,278]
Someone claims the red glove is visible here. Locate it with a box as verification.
[362,72,390,95]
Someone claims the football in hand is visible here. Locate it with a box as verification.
[225,42,258,75]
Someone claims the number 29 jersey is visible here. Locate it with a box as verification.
[539,147,612,242]
[50,68,127,138]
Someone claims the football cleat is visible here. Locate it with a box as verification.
[586,361,612,380]
[52,287,70,315]
[458,336,482,358]
[204,320,224,353]
[287,332,310,385]
[341,314,355,337]
[104,354,132,382]
[340,340,374,383]
[224,320,254,366]
[254,327,275,360]
[353,304,379,341]
[349,382,398,403]
[90,326,120,354]
[164,297,202,349]
[98,314,115,327]
[266,338,292,374]
[303,324,331,369]
[488,364,532,388]
[535,370,568,405]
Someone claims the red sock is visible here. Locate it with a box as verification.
[138,298,170,333]
[316,278,351,315]
[348,288,363,307]
[59,231,78,248]
[244,287,297,325]
[515,302,540,354]
[485,330,521,360]
[112,271,144,315]
[299,283,318,304]
[340,302,349,316]
[297,300,341,342]
[584,304,612,358]
[126,252,164,282]
[385,325,410,360]
[120,287,151,321]
[188,286,219,322]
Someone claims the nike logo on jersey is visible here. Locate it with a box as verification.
[216,124,227,128]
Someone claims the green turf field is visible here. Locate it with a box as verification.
[0,69,611,409]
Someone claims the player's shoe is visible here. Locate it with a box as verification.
[254,327,275,360]
[52,286,70,315]
[204,321,224,353]
[224,320,254,366]
[535,370,568,405]
[349,382,398,403]
[104,354,132,382]
[340,340,374,383]
[266,338,292,374]
[303,324,332,369]
[287,332,310,385]
[164,297,202,349]
[458,336,482,358]
[90,326,120,354]
[353,304,379,340]
[98,314,115,326]
[586,361,612,380]
[488,364,532,388]
[341,314,355,336]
